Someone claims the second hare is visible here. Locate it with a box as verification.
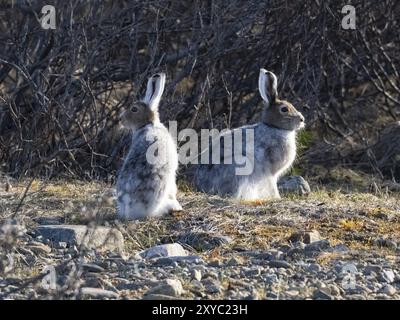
[116,73,182,220]
[194,69,305,200]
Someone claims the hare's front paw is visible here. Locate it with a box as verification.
[168,199,183,212]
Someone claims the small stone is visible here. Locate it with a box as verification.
[306,263,322,273]
[82,263,105,273]
[80,287,119,299]
[244,267,261,277]
[35,225,124,253]
[202,278,222,294]
[138,243,187,260]
[381,284,396,296]
[268,260,292,269]
[146,279,184,297]
[191,269,202,282]
[313,287,333,300]
[289,230,321,244]
[226,257,241,266]
[286,290,300,298]
[380,270,395,283]
[340,263,358,274]
[364,265,382,275]
[263,274,279,285]
[278,176,311,195]
[57,242,68,249]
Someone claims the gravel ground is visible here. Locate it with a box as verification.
[0,177,399,300]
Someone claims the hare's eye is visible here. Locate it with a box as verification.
[281,106,288,113]
[131,107,138,112]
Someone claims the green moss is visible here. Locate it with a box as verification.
[297,129,314,153]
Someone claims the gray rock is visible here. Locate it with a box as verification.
[263,274,279,285]
[313,287,333,300]
[244,267,262,277]
[138,243,187,260]
[82,263,105,273]
[379,270,395,283]
[80,287,119,299]
[226,257,241,266]
[35,225,124,253]
[305,263,322,273]
[364,265,382,275]
[146,279,184,297]
[191,269,202,282]
[202,278,222,294]
[381,284,396,296]
[340,263,358,274]
[268,260,292,269]
[278,176,311,195]
[289,230,321,244]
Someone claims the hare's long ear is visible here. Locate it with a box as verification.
[258,68,278,107]
[143,73,166,111]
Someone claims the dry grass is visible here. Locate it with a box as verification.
[1,174,400,259]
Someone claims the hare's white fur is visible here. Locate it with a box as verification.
[194,69,304,200]
[116,73,181,220]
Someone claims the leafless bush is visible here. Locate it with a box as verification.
[0,0,399,180]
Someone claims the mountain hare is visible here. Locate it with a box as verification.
[194,69,305,200]
[116,73,182,220]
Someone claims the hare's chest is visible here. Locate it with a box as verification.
[256,131,296,176]
[276,132,296,176]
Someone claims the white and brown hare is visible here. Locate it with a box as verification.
[116,73,182,220]
[194,69,305,200]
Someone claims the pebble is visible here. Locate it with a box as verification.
[313,287,333,300]
[138,243,187,260]
[202,278,222,294]
[146,279,184,297]
[380,270,395,283]
[191,269,202,282]
[268,260,292,269]
[289,230,321,244]
[244,268,261,277]
[82,263,105,273]
[80,287,119,299]
[381,284,396,296]
[305,263,322,273]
